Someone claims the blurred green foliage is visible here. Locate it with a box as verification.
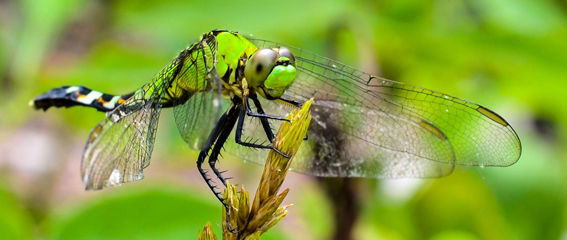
[0,184,34,240]
[45,187,220,240]
[1,0,567,239]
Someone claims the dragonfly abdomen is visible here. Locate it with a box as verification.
[30,86,133,112]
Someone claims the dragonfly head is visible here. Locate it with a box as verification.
[245,47,296,99]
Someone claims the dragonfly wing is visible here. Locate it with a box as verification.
[246,39,521,178]
[81,93,162,190]
[224,95,456,178]
[81,49,190,189]
[172,34,225,150]
[291,101,456,178]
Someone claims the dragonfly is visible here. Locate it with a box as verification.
[31,29,522,229]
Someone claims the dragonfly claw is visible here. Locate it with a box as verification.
[271,146,290,158]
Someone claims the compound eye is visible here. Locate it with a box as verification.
[277,47,295,65]
[245,48,278,87]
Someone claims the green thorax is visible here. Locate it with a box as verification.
[132,30,296,105]
[214,31,258,80]
[133,30,258,101]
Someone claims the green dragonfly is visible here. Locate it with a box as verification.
[31,29,522,228]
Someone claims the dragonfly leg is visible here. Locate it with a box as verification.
[251,96,275,142]
[252,95,309,142]
[235,104,291,158]
[197,110,230,196]
[278,96,303,108]
[244,95,290,122]
[197,106,239,233]
[208,108,240,187]
[274,97,309,141]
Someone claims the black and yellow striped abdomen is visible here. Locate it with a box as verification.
[31,86,133,112]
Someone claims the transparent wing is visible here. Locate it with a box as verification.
[82,87,163,190]
[81,50,189,190]
[172,35,226,150]
[231,39,522,178]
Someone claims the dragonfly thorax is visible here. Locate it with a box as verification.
[244,47,297,99]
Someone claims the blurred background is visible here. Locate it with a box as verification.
[1,0,566,239]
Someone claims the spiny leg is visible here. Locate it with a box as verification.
[244,95,290,121]
[267,96,310,141]
[208,105,240,187]
[197,108,231,198]
[196,105,239,233]
[235,102,290,158]
[251,96,276,142]
[210,107,240,233]
[278,96,303,108]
